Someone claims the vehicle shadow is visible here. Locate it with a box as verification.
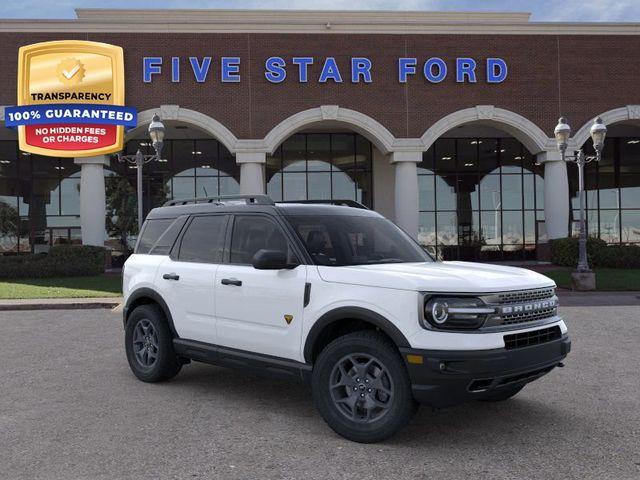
[154,361,571,446]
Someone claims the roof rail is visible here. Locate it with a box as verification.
[278,199,369,210]
[163,194,275,207]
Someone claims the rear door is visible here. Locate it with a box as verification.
[214,214,307,361]
[156,214,229,345]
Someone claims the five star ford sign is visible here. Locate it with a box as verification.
[4,40,137,158]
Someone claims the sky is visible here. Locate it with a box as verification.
[1,0,639,22]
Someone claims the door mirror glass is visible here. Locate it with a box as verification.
[252,249,296,270]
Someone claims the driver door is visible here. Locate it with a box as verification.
[214,214,307,361]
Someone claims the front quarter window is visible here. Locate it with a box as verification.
[287,215,432,266]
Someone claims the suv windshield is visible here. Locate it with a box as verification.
[286,215,432,266]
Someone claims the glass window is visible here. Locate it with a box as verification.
[149,216,188,255]
[195,176,219,198]
[332,171,355,200]
[282,135,306,172]
[267,133,372,208]
[500,138,523,174]
[478,139,499,174]
[621,210,640,243]
[434,139,456,175]
[620,174,640,209]
[230,215,290,264]
[136,218,175,254]
[178,215,227,263]
[480,175,501,211]
[287,215,430,266]
[435,176,456,210]
[172,141,195,176]
[501,175,523,210]
[418,175,435,211]
[599,210,620,243]
[307,134,331,171]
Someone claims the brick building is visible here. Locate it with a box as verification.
[0,9,639,260]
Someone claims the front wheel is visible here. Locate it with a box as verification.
[311,331,417,443]
[125,304,182,382]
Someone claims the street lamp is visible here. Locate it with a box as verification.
[554,116,607,274]
[117,113,166,232]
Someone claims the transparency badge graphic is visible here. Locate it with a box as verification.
[5,40,137,157]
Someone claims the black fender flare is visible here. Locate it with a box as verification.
[123,287,179,338]
[303,306,410,363]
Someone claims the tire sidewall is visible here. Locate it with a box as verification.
[312,332,416,443]
[125,304,179,382]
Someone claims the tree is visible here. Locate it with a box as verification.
[0,201,20,252]
[105,176,138,252]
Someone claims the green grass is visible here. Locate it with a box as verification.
[543,268,640,291]
[0,275,122,299]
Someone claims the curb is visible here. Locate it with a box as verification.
[0,299,122,312]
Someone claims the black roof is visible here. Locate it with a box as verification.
[146,195,381,220]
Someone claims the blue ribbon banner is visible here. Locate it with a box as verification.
[4,104,137,128]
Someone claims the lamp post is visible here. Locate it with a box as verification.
[117,113,166,232]
[553,116,607,275]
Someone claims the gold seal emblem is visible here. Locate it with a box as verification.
[56,58,85,85]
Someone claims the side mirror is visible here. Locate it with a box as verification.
[252,249,297,270]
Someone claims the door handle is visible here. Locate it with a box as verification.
[162,273,180,281]
[221,278,242,286]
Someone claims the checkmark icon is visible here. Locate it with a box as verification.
[62,64,80,79]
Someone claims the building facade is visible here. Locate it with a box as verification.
[0,9,640,260]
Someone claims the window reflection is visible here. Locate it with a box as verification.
[265,133,373,207]
[419,137,542,260]
[568,137,640,245]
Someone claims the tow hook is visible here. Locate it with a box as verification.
[557,362,565,368]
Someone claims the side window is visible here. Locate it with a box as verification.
[293,223,335,265]
[178,215,227,263]
[149,216,188,255]
[136,218,174,254]
[230,215,292,264]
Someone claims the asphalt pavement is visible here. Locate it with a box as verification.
[1,306,639,480]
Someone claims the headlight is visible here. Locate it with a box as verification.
[423,297,495,330]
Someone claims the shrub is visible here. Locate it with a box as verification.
[0,245,106,279]
[550,237,640,268]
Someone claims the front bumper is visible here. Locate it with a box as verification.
[400,334,571,408]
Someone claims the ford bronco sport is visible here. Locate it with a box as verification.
[122,195,570,443]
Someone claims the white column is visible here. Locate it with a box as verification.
[538,151,569,240]
[237,152,266,195]
[391,151,421,239]
[74,155,108,246]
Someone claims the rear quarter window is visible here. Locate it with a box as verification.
[135,217,184,255]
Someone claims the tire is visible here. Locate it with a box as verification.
[125,304,182,383]
[311,331,418,443]
[479,385,524,402]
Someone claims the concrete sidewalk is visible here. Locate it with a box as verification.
[0,297,122,311]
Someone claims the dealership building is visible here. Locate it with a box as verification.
[0,8,640,261]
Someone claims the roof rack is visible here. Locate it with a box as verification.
[163,194,275,207]
[278,199,369,210]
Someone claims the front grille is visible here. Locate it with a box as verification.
[501,306,558,325]
[504,326,561,350]
[496,287,555,304]
[482,287,558,327]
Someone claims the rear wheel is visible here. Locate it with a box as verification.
[125,304,182,382]
[312,331,417,443]
[479,385,524,402]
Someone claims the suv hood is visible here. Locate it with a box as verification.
[317,261,555,293]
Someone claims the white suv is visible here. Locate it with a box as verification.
[122,195,570,443]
